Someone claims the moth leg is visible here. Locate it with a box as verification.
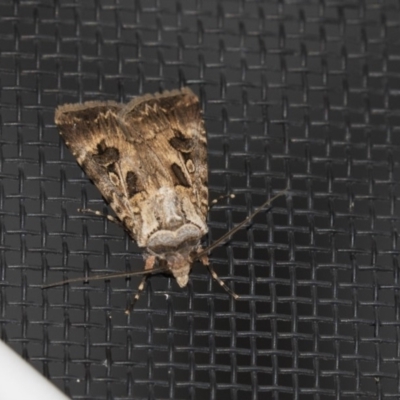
[144,256,156,271]
[77,208,122,226]
[125,256,156,314]
[198,253,209,266]
[207,264,239,300]
[208,194,236,210]
[196,247,239,299]
[125,275,147,314]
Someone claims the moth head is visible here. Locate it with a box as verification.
[147,224,203,287]
[165,252,191,287]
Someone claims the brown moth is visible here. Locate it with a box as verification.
[55,88,209,290]
[52,87,287,308]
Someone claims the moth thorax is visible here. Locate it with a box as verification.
[166,252,191,288]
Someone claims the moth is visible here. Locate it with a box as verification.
[52,87,286,309]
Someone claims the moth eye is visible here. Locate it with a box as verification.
[126,171,140,198]
[169,130,194,153]
[171,163,190,187]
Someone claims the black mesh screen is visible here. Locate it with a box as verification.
[1,1,400,399]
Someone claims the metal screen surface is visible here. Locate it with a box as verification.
[1,1,400,399]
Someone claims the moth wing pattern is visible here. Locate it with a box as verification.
[55,88,208,253]
[119,87,208,219]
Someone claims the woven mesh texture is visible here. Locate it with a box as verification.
[1,0,400,399]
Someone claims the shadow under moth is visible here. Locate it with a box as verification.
[52,87,286,311]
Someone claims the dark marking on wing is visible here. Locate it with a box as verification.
[93,139,120,165]
[171,163,190,187]
[126,171,139,198]
[169,129,194,153]
[107,163,117,174]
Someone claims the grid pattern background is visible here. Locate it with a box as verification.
[1,0,400,399]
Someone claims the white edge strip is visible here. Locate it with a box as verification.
[0,339,70,400]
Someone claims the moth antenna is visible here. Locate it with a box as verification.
[125,275,148,314]
[196,187,288,260]
[41,266,168,289]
